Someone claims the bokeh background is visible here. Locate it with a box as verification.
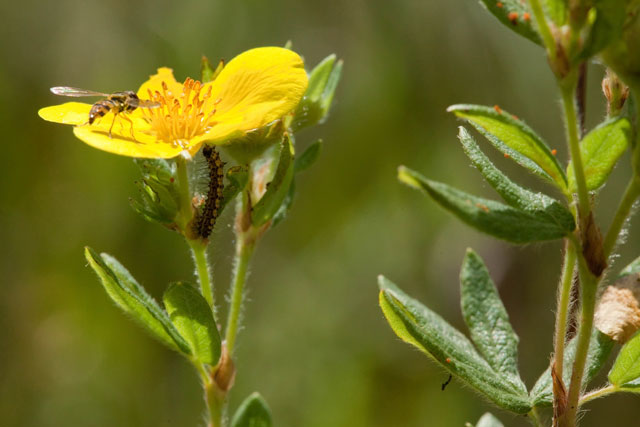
[2,0,639,426]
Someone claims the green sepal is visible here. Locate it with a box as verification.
[291,54,343,132]
[576,0,627,62]
[221,165,249,212]
[530,329,614,406]
[477,0,542,45]
[449,104,567,190]
[201,56,224,83]
[567,117,631,192]
[84,247,191,354]
[231,392,272,427]
[163,282,221,366]
[378,276,532,413]
[270,139,323,227]
[222,121,285,165]
[458,127,575,231]
[398,166,573,243]
[294,139,323,173]
[131,159,181,227]
[473,412,505,427]
[619,255,640,278]
[460,249,527,393]
[252,135,295,226]
[609,330,640,387]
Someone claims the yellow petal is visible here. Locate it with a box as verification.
[73,126,187,159]
[137,67,183,100]
[38,102,92,126]
[203,47,308,142]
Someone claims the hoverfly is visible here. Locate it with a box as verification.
[50,87,161,138]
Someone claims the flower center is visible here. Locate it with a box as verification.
[144,78,219,147]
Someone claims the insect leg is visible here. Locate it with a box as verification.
[108,114,118,139]
[119,113,135,140]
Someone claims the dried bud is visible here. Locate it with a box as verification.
[595,273,640,343]
[602,69,630,117]
[213,344,236,392]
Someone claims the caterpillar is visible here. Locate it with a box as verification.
[195,146,225,239]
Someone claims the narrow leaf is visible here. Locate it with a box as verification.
[221,166,249,212]
[449,104,567,189]
[252,135,295,226]
[530,329,614,405]
[458,127,575,231]
[399,166,573,243]
[567,117,631,191]
[476,412,505,427]
[379,276,532,413]
[609,330,640,386]
[294,139,323,173]
[201,56,224,83]
[163,282,221,365]
[460,249,526,392]
[306,54,337,103]
[231,392,272,427]
[84,247,190,354]
[477,0,542,45]
[619,255,640,278]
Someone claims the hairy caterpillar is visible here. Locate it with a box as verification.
[195,146,225,238]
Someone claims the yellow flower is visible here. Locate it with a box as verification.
[38,47,308,159]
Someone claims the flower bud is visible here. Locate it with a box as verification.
[602,69,630,117]
[595,273,640,343]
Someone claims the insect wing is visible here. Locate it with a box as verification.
[128,98,161,109]
[50,87,110,98]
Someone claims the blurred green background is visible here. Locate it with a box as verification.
[2,0,639,426]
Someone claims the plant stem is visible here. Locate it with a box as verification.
[529,407,544,427]
[579,384,618,406]
[189,240,216,317]
[561,253,598,427]
[205,379,225,427]
[603,177,640,259]
[553,241,577,382]
[225,232,255,355]
[561,86,591,222]
[176,157,193,230]
[529,0,557,60]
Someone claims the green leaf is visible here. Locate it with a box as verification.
[271,180,295,228]
[567,117,631,192]
[231,392,272,427]
[449,104,567,190]
[477,0,542,45]
[619,255,640,278]
[460,249,526,393]
[132,159,181,226]
[294,139,323,173]
[458,127,575,232]
[221,166,249,212]
[609,330,640,386]
[84,247,190,354]
[201,56,224,83]
[251,135,295,226]
[544,0,568,25]
[291,55,343,132]
[379,276,532,413]
[578,0,627,61]
[163,282,221,366]
[530,329,614,406]
[475,412,505,427]
[398,167,573,243]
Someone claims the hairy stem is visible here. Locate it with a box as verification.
[529,407,544,427]
[225,193,257,355]
[553,241,577,382]
[561,86,591,222]
[529,0,557,59]
[561,253,598,427]
[205,379,225,427]
[189,240,216,318]
[176,157,194,230]
[603,177,640,259]
[579,384,618,406]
